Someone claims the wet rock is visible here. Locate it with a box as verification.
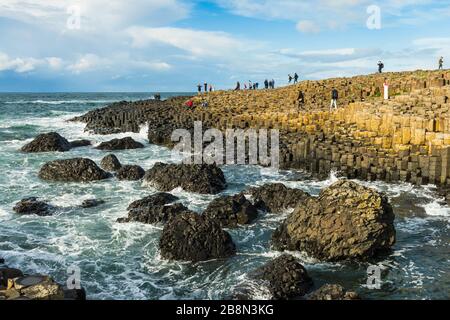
[13,197,52,216]
[96,137,144,150]
[246,183,310,213]
[203,194,258,228]
[81,199,105,208]
[144,162,226,194]
[0,268,24,287]
[39,158,110,182]
[159,212,236,262]
[11,275,65,300]
[307,284,360,300]
[250,255,313,300]
[117,193,192,224]
[117,165,145,181]
[100,154,122,172]
[0,258,4,264]
[70,139,92,148]
[21,132,72,153]
[272,180,396,261]
[63,286,87,300]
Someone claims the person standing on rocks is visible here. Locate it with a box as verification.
[197,84,202,94]
[378,61,384,73]
[204,82,208,92]
[439,57,444,70]
[330,87,338,110]
[294,73,299,84]
[235,81,241,91]
[264,79,269,89]
[297,90,305,109]
[288,74,293,84]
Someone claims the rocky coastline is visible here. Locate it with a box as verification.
[7,69,450,300]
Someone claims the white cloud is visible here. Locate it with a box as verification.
[0,0,191,32]
[296,20,320,33]
[0,52,42,73]
[215,0,450,32]
[127,26,250,59]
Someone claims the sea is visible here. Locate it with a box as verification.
[0,93,448,300]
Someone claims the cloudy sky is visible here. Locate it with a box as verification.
[0,0,449,92]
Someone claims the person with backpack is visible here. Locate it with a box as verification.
[330,87,338,110]
[294,73,299,83]
[235,81,241,91]
[378,61,384,73]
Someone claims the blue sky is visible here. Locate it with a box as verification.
[0,0,449,92]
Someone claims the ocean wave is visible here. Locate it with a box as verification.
[3,99,122,105]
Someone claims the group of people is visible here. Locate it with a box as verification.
[197,82,215,94]
[288,73,299,84]
[234,79,276,91]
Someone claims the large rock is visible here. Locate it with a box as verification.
[70,139,91,148]
[117,165,145,181]
[159,212,236,262]
[272,180,396,261]
[39,158,110,183]
[117,193,192,224]
[144,163,226,194]
[8,275,65,300]
[100,154,122,171]
[246,183,310,213]
[13,197,52,216]
[307,284,359,300]
[250,255,313,300]
[0,268,24,287]
[203,194,258,228]
[96,137,144,150]
[21,132,72,153]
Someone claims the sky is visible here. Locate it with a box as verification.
[0,0,449,92]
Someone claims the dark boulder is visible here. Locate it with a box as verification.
[127,192,179,210]
[246,183,310,213]
[144,162,226,194]
[70,139,91,148]
[250,255,313,300]
[203,194,258,228]
[272,180,396,261]
[159,212,236,262]
[13,197,52,216]
[96,137,144,150]
[81,199,105,208]
[21,132,71,153]
[117,165,145,181]
[117,193,191,224]
[63,286,87,300]
[39,158,110,183]
[100,154,122,172]
[307,284,359,300]
[0,268,24,287]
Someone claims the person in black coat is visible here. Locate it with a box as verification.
[330,88,338,110]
